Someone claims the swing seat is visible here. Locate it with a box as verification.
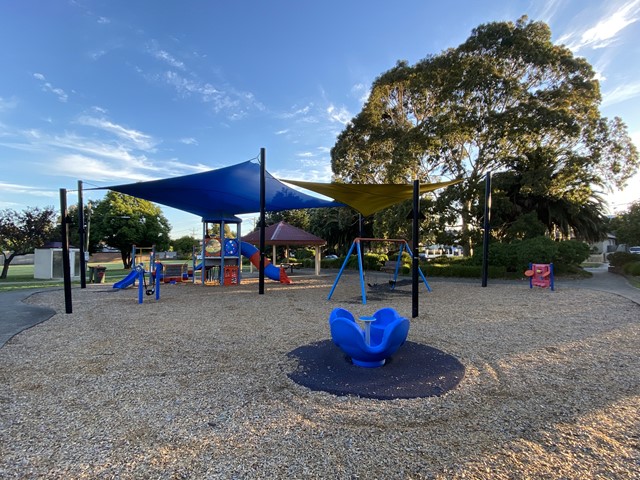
[328,307,410,368]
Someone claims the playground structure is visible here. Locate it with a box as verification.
[524,263,555,290]
[328,238,431,304]
[192,238,291,286]
[192,219,292,287]
[131,245,156,274]
[113,263,161,303]
[328,307,410,367]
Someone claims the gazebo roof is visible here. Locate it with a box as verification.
[241,221,326,246]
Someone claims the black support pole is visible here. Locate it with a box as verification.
[60,188,72,313]
[481,171,492,287]
[259,148,266,295]
[412,179,419,318]
[78,180,87,288]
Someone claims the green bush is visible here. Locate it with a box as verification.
[623,261,640,276]
[555,240,590,266]
[515,237,558,271]
[487,241,521,272]
[607,252,638,267]
[473,237,591,273]
[423,263,507,278]
[321,257,342,268]
[345,252,387,270]
[294,248,316,260]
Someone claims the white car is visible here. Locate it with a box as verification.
[629,246,640,255]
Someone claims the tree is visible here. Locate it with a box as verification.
[610,201,640,247]
[470,162,609,243]
[331,17,638,254]
[0,207,57,279]
[171,235,199,258]
[264,209,311,231]
[308,207,364,255]
[90,192,171,268]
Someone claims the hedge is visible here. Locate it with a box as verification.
[623,261,640,276]
[607,252,639,268]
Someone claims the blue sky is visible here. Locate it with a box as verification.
[1,0,639,238]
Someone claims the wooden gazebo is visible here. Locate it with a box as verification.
[241,221,326,275]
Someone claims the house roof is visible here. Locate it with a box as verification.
[241,221,326,246]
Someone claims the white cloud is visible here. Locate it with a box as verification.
[602,82,640,106]
[327,104,352,125]
[76,115,157,151]
[274,129,289,135]
[152,48,186,70]
[351,82,370,104]
[32,73,68,102]
[559,0,640,51]
[276,160,334,184]
[0,181,57,198]
[179,137,198,145]
[0,96,18,111]
[48,154,156,182]
[279,104,313,120]
[535,0,566,23]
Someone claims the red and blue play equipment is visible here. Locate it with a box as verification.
[329,307,410,367]
[524,263,554,290]
[239,241,291,284]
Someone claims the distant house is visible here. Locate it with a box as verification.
[588,233,619,261]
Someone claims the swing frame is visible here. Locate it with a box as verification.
[327,237,431,305]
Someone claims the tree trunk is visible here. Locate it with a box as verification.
[1,252,17,279]
[121,251,132,269]
[461,199,474,257]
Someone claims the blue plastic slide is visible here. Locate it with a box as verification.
[113,269,140,289]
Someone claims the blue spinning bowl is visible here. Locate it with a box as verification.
[328,307,410,367]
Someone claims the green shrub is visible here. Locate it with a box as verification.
[489,241,521,272]
[472,237,590,273]
[321,257,342,268]
[623,261,640,276]
[294,248,315,260]
[365,252,388,270]
[607,252,638,267]
[515,237,558,271]
[423,263,507,278]
[556,240,590,266]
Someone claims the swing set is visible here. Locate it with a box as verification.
[328,238,431,304]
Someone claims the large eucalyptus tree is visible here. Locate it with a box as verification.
[331,17,638,253]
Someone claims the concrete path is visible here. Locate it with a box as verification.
[562,264,640,306]
[1,266,638,349]
[0,288,57,348]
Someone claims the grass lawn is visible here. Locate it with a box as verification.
[0,259,205,292]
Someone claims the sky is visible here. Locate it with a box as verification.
[1,0,639,239]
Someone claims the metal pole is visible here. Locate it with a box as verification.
[259,148,266,294]
[85,201,92,261]
[60,188,72,314]
[77,180,87,288]
[481,171,492,287]
[412,179,419,318]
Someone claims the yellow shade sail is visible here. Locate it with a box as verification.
[281,178,462,217]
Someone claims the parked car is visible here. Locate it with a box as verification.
[324,254,339,260]
[629,246,640,255]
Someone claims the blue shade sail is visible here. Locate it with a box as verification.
[100,160,343,222]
